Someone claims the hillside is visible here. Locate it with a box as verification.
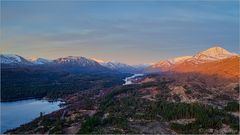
[148,47,239,79]
[6,73,239,134]
[171,56,239,79]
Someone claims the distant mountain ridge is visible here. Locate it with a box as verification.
[1,46,238,76]
[192,47,237,62]
[28,58,52,65]
[54,56,100,67]
[90,58,145,73]
[148,46,239,79]
[0,54,33,65]
[0,54,141,73]
[172,56,239,79]
[101,61,138,73]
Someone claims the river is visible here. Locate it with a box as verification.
[1,74,143,133]
[123,74,144,85]
[0,99,63,133]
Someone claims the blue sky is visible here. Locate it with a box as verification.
[1,1,239,64]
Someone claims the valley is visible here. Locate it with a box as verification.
[2,0,239,134]
[1,46,239,134]
[4,73,239,134]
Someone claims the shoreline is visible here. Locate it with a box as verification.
[1,99,65,134]
[1,96,66,103]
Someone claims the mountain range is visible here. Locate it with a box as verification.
[91,59,148,73]
[1,46,239,77]
[148,46,239,79]
[0,54,141,73]
[2,46,239,135]
[1,53,150,73]
[28,58,52,65]
[1,54,33,65]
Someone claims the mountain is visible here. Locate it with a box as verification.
[196,47,236,59]
[148,46,239,78]
[133,64,150,69]
[172,56,239,79]
[90,58,142,73]
[53,56,101,67]
[1,55,51,65]
[189,46,237,64]
[132,64,150,72]
[1,54,114,73]
[1,54,143,73]
[101,61,140,73]
[102,62,136,73]
[51,56,114,73]
[150,56,192,71]
[0,54,33,65]
[29,58,52,65]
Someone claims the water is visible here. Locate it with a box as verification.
[0,99,63,133]
[123,74,144,85]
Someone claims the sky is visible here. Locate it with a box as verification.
[1,0,239,65]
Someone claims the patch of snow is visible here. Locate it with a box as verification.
[1,54,22,63]
[190,46,237,64]
[0,54,33,65]
[33,58,52,64]
[54,56,100,67]
[102,61,133,69]
[150,46,238,69]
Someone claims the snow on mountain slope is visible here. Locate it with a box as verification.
[90,58,133,70]
[102,62,131,69]
[1,54,135,73]
[0,54,33,65]
[53,56,101,67]
[133,64,150,69]
[90,57,141,73]
[100,61,140,73]
[189,47,237,64]
[151,56,192,69]
[169,56,192,64]
[149,46,238,72]
[28,58,52,65]
[172,56,239,79]
[34,58,52,64]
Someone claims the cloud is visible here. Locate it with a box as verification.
[1,1,238,64]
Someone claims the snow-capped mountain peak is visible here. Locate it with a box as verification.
[104,61,130,68]
[1,54,21,63]
[27,57,52,65]
[151,56,192,68]
[100,61,141,73]
[0,54,32,65]
[33,58,52,64]
[54,56,100,67]
[192,46,237,63]
[197,46,232,56]
[149,46,238,71]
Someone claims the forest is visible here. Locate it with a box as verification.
[1,67,130,102]
[75,81,240,134]
[4,73,239,134]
